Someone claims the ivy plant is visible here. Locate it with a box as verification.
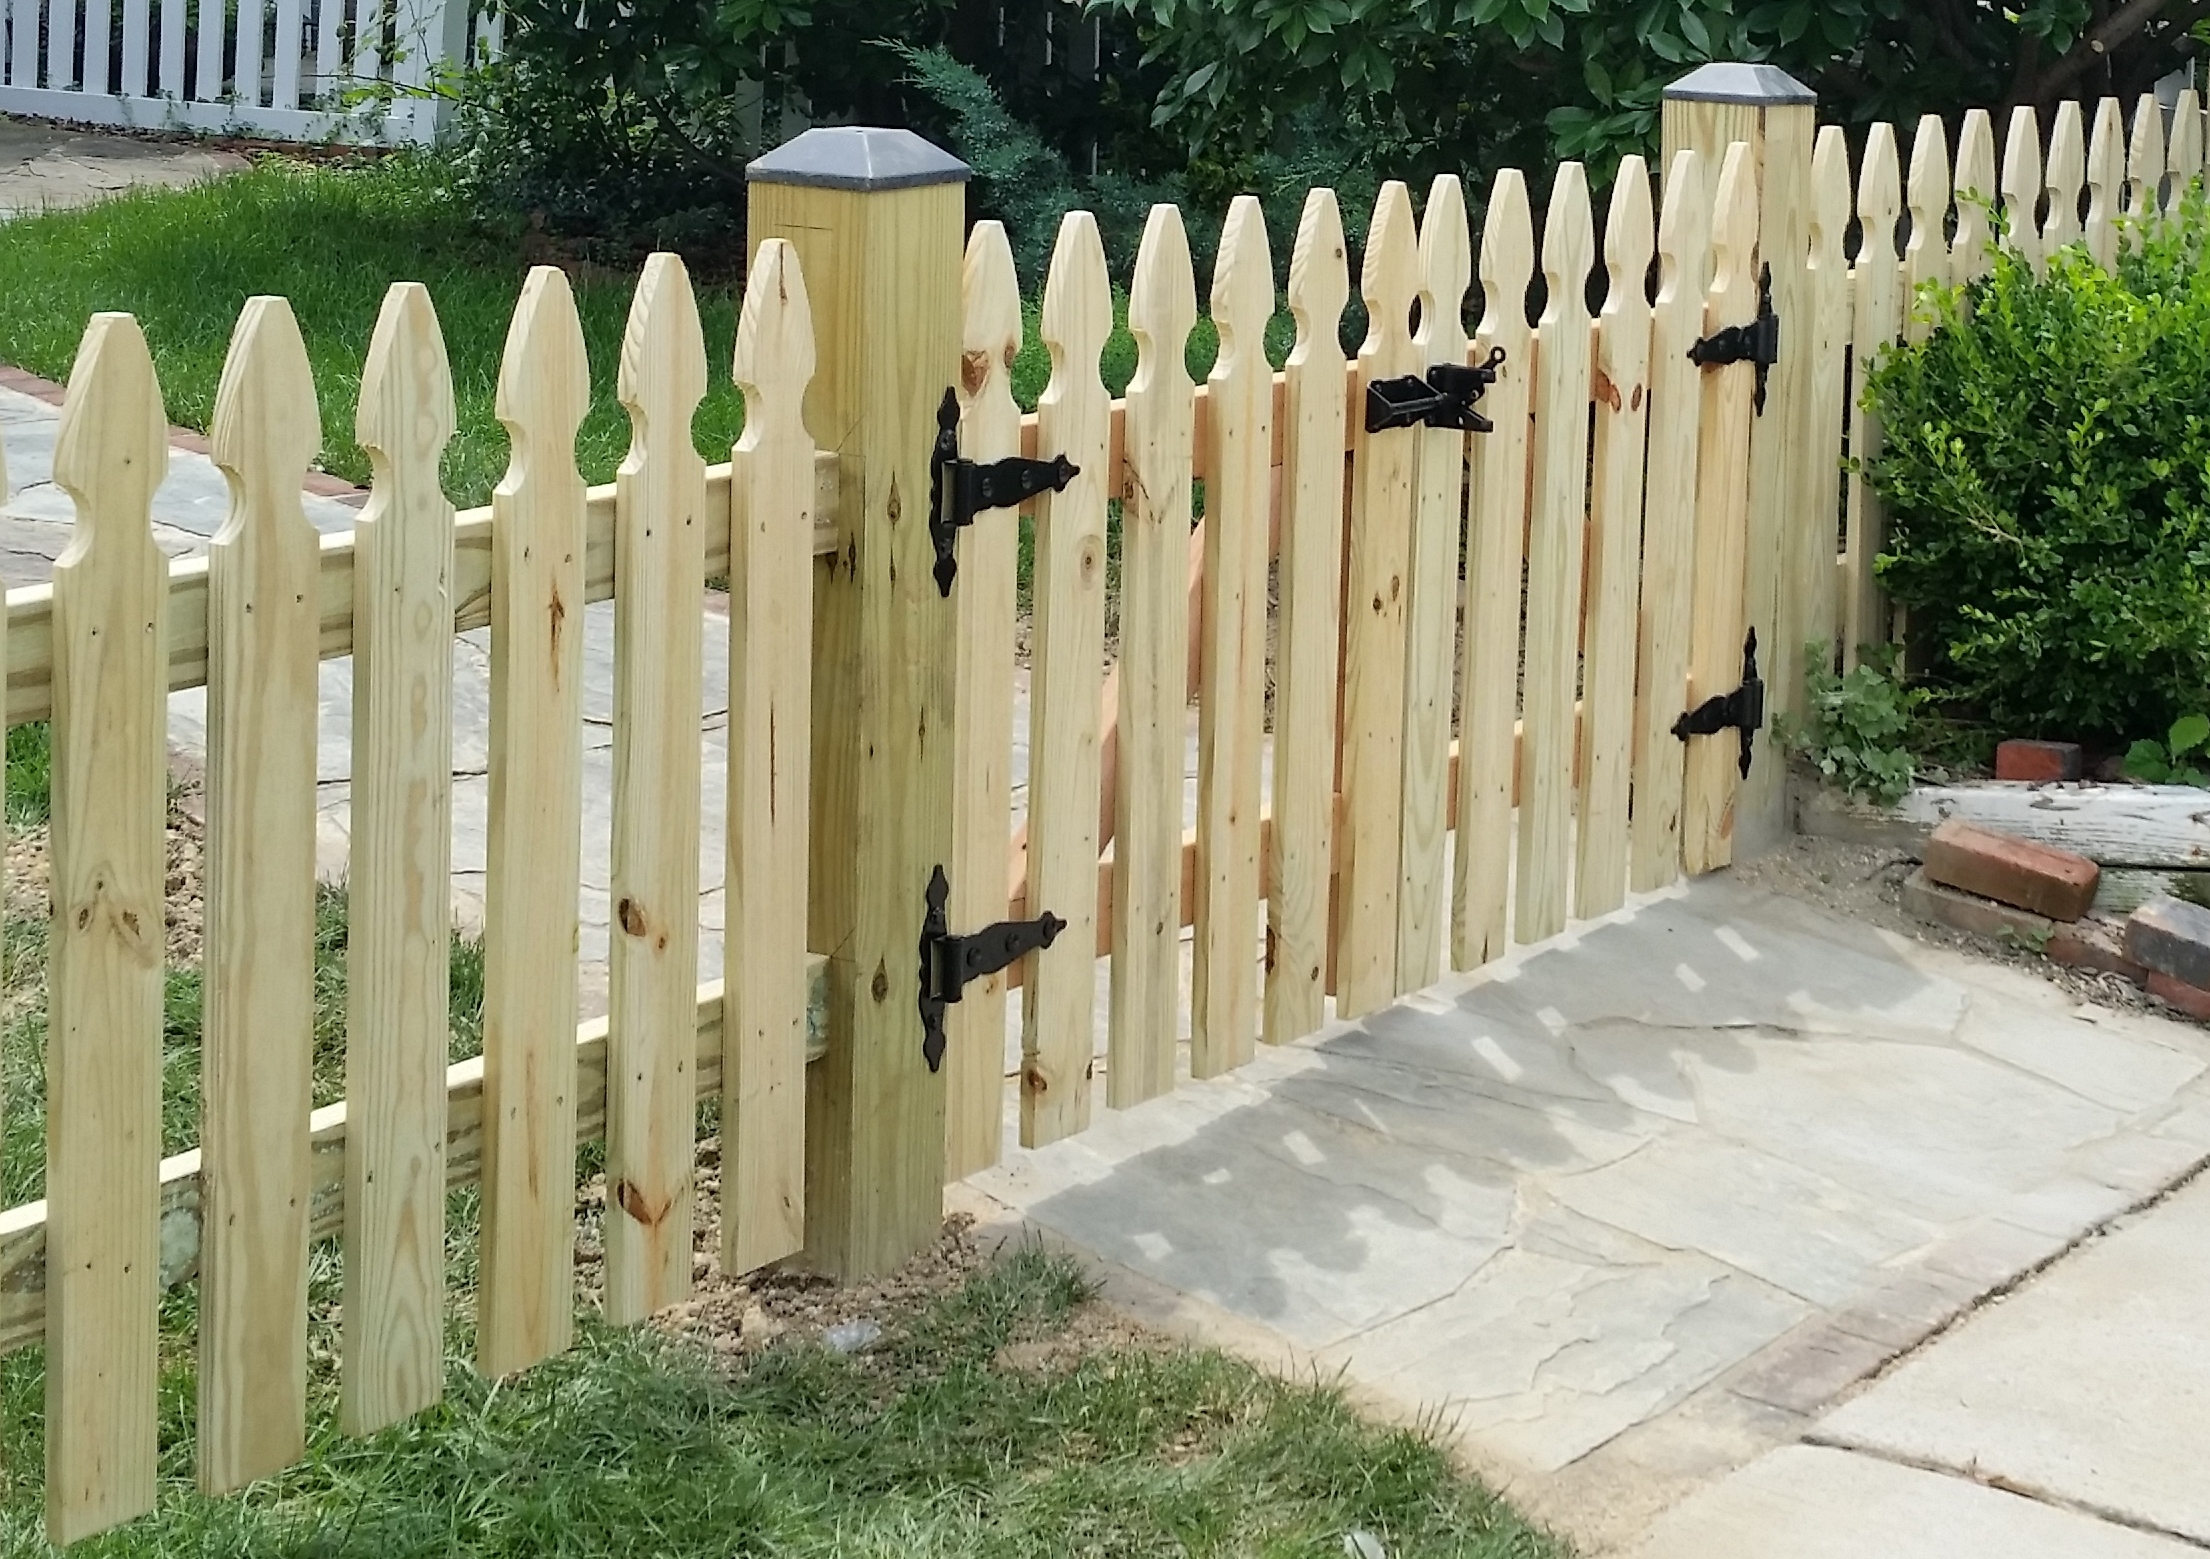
[1777,642,1930,808]
[2125,714,2210,788]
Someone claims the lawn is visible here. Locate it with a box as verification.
[0,155,1301,511]
[0,784,1558,1557]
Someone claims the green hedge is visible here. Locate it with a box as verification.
[1864,198,2210,745]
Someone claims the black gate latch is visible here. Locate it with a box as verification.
[918,865,1065,1073]
[1688,264,1780,415]
[1673,627,1765,780]
[929,388,1078,597]
[1365,346,1509,434]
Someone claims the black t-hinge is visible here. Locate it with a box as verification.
[929,389,1078,596]
[1673,628,1765,780]
[1365,346,1508,434]
[1688,264,1780,415]
[918,865,1066,1073]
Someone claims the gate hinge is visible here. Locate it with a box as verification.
[918,865,1065,1073]
[929,389,1078,597]
[1673,627,1765,780]
[1688,264,1779,415]
[1365,346,1508,434]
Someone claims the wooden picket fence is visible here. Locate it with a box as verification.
[0,80,2197,1544]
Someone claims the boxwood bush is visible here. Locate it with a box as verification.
[1864,198,2210,744]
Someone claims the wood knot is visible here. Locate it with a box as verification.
[1022,1065,1049,1096]
[1593,370,1624,413]
[872,963,890,1002]
[614,1179,672,1228]
[617,898,649,938]
[960,348,992,395]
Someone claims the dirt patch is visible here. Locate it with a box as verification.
[5,788,207,969]
[1734,829,2155,1015]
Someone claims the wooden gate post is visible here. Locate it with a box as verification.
[747,130,967,1280]
[1662,63,1816,862]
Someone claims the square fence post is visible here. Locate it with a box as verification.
[746,129,969,1280]
[1662,63,1817,862]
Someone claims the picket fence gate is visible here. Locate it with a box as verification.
[0,73,2198,1546]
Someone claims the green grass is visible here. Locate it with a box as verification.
[0,157,746,510]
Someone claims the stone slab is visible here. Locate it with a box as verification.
[1819,1176,2210,1546]
[0,121,245,219]
[1628,1445,2202,1559]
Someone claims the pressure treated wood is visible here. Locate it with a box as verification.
[1396,174,1470,988]
[1266,188,1348,1047]
[476,268,589,1379]
[945,222,1026,1175]
[1452,171,1533,964]
[724,240,815,1274]
[2128,91,2165,229]
[342,283,455,1437]
[1952,108,1996,288]
[1799,128,1853,674]
[1023,212,1112,1144]
[2045,100,2086,255]
[2002,107,2044,272]
[1630,151,1710,893]
[198,296,320,1492]
[603,254,707,1325]
[1680,147,1760,876]
[1515,163,1594,944]
[1574,157,1651,922]
[1904,117,1950,345]
[2170,90,2203,207]
[1844,124,1902,666]
[2086,97,2124,270]
[1112,206,1197,1103]
[1336,181,1421,1015]
[45,312,168,1545]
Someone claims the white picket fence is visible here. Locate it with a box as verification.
[0,0,494,142]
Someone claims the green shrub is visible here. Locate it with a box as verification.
[2125,712,2210,787]
[1863,195,2210,743]
[1777,642,1929,807]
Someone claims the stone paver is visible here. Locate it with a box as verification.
[1816,1174,2210,1547]
[965,875,2210,1548]
[1626,1445,2200,1558]
[0,120,244,219]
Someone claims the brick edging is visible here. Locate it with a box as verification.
[1,359,371,507]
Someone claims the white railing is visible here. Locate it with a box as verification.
[0,0,492,143]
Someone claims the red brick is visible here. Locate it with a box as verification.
[1900,868,2054,943]
[2126,895,2210,989]
[1922,818,2100,921]
[1995,739,2084,782]
[2148,970,2210,1022]
[2046,918,2146,983]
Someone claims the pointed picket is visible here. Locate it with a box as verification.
[1113,205,1197,1102]
[1336,180,1421,1016]
[477,267,589,1378]
[1192,196,1273,1078]
[2170,89,2203,210]
[1575,156,1652,922]
[2086,96,2124,269]
[2002,106,2044,272]
[1266,187,1348,1047]
[1514,162,1594,942]
[725,239,815,1275]
[1451,170,1533,964]
[1845,124,1903,666]
[2045,100,2087,255]
[1021,212,1112,1146]
[2129,90,2167,230]
[343,282,455,1436]
[1396,174,1470,990]
[1952,109,1997,287]
[199,296,321,1492]
[1904,114,1952,342]
[45,312,168,1545]
[1681,145,1760,877]
[1799,128,1854,678]
[1630,151,1709,894]
[945,221,1026,1176]
[603,254,708,1325]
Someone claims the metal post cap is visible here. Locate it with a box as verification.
[1663,62,1815,106]
[745,127,972,192]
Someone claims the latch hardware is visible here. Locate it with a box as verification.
[1688,264,1780,415]
[1673,628,1765,780]
[1364,346,1509,434]
[918,865,1065,1074]
[928,388,1078,596]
